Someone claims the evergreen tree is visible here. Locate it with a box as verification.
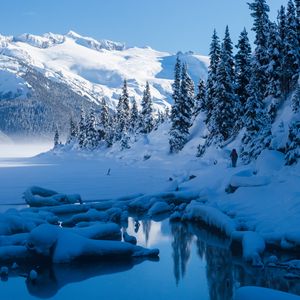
[84,110,98,150]
[130,98,139,136]
[210,27,236,142]
[194,79,206,117]
[99,98,111,146]
[78,108,86,148]
[241,67,271,161]
[100,98,109,131]
[283,0,300,94]
[235,28,252,116]
[266,22,282,99]
[248,0,270,98]
[292,84,300,113]
[140,82,154,134]
[205,30,221,126]
[115,80,131,141]
[169,64,194,153]
[105,115,115,147]
[295,0,300,43]
[277,6,289,95]
[120,131,131,150]
[285,121,300,165]
[53,127,60,148]
[66,117,78,144]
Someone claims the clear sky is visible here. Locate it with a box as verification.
[0,0,288,55]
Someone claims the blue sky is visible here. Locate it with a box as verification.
[1,0,288,54]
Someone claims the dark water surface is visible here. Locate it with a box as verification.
[1,218,300,300]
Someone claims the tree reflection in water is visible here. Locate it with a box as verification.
[141,219,151,246]
[176,221,300,299]
[170,222,193,285]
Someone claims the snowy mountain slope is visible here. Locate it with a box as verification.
[0,31,208,138]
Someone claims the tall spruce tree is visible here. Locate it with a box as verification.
[277,6,289,95]
[210,26,237,142]
[283,0,300,94]
[169,64,194,153]
[84,110,98,150]
[292,84,300,113]
[78,108,86,148]
[140,82,154,134]
[205,30,221,127]
[285,121,300,165]
[248,0,270,98]
[100,98,109,131]
[295,0,300,44]
[266,22,282,99]
[115,80,131,141]
[66,117,78,144]
[53,127,60,148]
[235,28,252,116]
[241,64,271,162]
[194,79,206,117]
[130,98,139,136]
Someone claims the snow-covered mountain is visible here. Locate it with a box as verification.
[0,31,208,139]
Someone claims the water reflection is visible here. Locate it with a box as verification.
[2,218,300,299]
[14,258,154,298]
[170,222,193,285]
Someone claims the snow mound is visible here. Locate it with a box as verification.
[183,201,236,236]
[27,224,158,263]
[24,186,82,207]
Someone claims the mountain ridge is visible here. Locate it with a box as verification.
[0,30,208,139]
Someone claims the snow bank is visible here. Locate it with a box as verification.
[229,170,271,188]
[148,202,171,216]
[24,186,82,207]
[62,209,109,227]
[27,224,159,263]
[234,287,300,300]
[183,201,236,236]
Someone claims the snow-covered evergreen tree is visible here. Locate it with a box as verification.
[129,98,139,137]
[241,68,271,162]
[266,22,282,99]
[78,108,86,148]
[292,84,300,113]
[205,30,221,126]
[84,110,98,150]
[140,82,154,134]
[295,0,300,45]
[285,120,300,165]
[282,0,300,94]
[210,26,237,142]
[235,28,252,123]
[53,127,60,148]
[66,117,78,144]
[100,98,109,131]
[169,64,194,153]
[115,80,131,141]
[120,131,131,150]
[194,79,206,117]
[105,115,115,147]
[248,0,270,98]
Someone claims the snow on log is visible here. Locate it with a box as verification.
[24,186,82,207]
[183,201,236,236]
[27,224,158,263]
